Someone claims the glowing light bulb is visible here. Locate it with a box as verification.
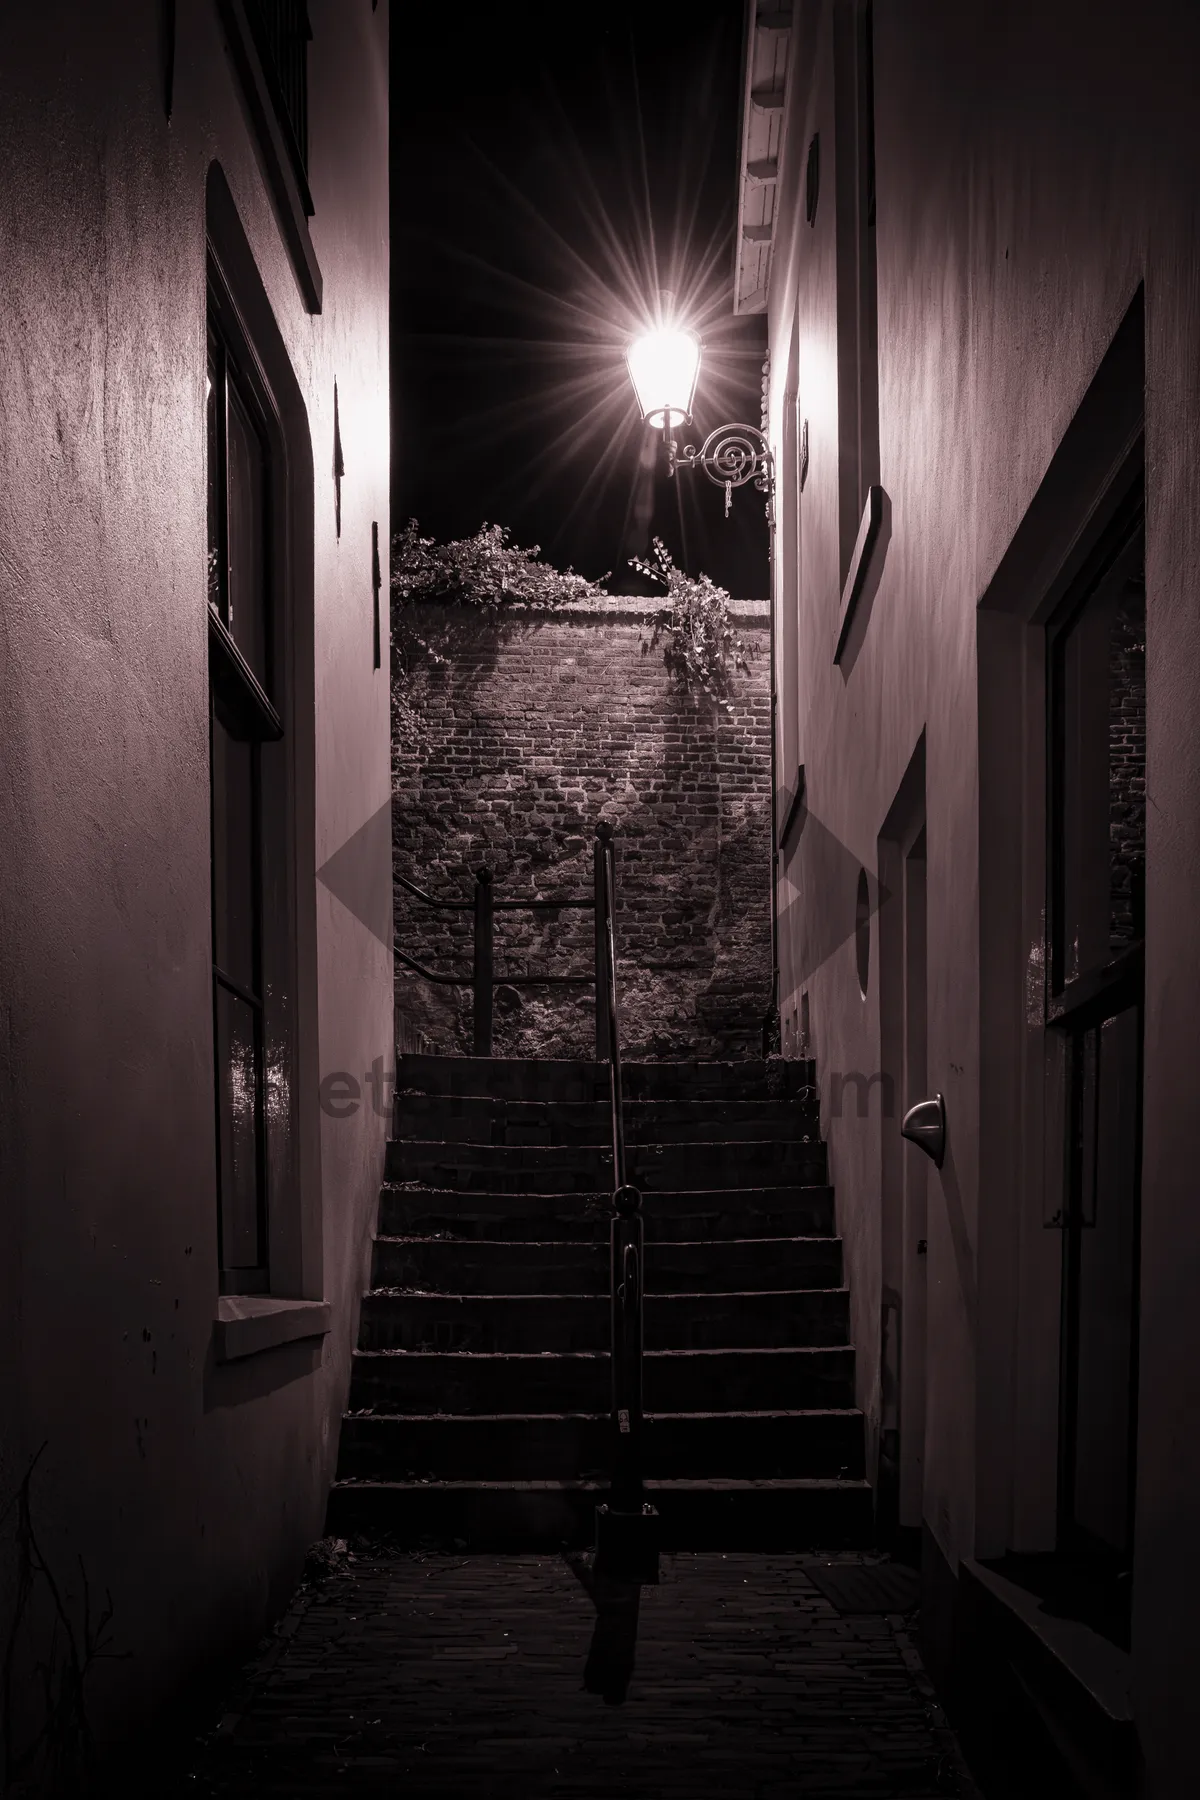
[626,325,701,430]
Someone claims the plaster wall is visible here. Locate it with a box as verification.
[766,2,1200,1786]
[0,0,391,1761]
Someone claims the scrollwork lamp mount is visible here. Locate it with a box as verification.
[625,320,775,520]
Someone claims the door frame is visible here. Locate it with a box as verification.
[975,288,1145,1558]
[878,734,927,1540]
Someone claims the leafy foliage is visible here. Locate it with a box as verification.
[390,521,609,746]
[632,537,753,711]
[390,522,750,743]
[392,520,607,612]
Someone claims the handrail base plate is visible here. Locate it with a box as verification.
[594,1501,660,1583]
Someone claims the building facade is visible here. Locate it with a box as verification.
[737,1,1199,1792]
[0,1,391,1778]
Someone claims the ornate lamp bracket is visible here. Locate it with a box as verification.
[665,421,775,522]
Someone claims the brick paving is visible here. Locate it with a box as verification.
[161,1548,982,1799]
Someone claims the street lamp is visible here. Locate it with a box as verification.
[626,317,774,518]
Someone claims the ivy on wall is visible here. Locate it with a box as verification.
[631,537,754,712]
[390,522,752,738]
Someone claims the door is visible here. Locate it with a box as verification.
[878,743,927,1539]
[1047,488,1145,1644]
[898,829,928,1530]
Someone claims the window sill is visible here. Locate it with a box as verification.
[214,1294,330,1362]
[961,1554,1133,1731]
[215,0,323,313]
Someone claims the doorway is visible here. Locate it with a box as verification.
[1046,490,1145,1647]
[878,739,927,1543]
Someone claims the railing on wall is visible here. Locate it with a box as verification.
[592,822,659,1581]
[396,823,658,1578]
[394,827,615,1058]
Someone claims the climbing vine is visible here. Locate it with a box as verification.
[390,521,750,741]
[390,521,608,746]
[631,537,753,711]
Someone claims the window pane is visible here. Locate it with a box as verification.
[226,379,269,687]
[215,982,264,1271]
[1055,526,1145,986]
[211,713,257,993]
[206,340,224,618]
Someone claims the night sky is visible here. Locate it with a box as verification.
[390,0,770,599]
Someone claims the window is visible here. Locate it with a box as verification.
[214,2,321,310]
[244,0,311,192]
[206,272,286,1295]
[833,0,880,585]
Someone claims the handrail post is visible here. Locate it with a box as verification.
[593,820,658,1583]
[473,867,493,1056]
[594,829,609,1062]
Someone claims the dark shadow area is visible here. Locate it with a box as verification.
[201,1333,323,1412]
[564,1550,643,1705]
[978,1551,1130,1653]
[801,1557,921,1615]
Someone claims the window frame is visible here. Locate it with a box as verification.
[206,254,292,1297]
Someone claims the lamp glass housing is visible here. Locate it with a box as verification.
[626,327,701,430]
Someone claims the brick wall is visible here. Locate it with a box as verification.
[392,596,773,1060]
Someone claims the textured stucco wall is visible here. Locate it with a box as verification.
[765,1,1200,1787]
[391,598,773,1060]
[0,0,390,1762]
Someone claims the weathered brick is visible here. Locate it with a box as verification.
[393,599,773,1059]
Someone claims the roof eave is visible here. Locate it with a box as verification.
[732,1,795,316]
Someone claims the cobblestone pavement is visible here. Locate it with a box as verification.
[163,1549,982,1799]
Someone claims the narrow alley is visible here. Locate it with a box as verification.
[4,3,1198,1797]
[161,1548,978,1799]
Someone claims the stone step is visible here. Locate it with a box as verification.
[631,1140,828,1191]
[337,1409,865,1483]
[384,1138,828,1193]
[397,1054,815,1104]
[378,1184,837,1242]
[325,1475,873,1550]
[369,1235,843,1295]
[347,1345,858,1414]
[358,1287,850,1354]
[393,1093,818,1146]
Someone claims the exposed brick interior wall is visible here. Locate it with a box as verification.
[392,597,772,1059]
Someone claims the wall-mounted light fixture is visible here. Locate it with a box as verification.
[626,316,774,519]
[901,1093,946,1168]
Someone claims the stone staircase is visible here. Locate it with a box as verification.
[326,1054,872,1549]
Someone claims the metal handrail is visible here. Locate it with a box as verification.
[396,869,593,914]
[395,872,474,912]
[593,824,656,1579]
[595,823,628,1188]
[395,950,591,989]
[396,857,602,1054]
